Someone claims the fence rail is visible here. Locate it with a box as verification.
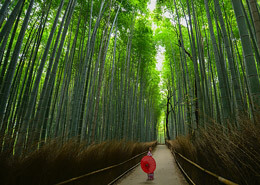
[166,140,239,185]
[55,151,146,185]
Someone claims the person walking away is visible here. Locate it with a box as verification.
[147,147,154,180]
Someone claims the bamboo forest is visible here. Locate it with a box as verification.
[0,0,260,184]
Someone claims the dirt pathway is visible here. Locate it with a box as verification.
[116,145,188,185]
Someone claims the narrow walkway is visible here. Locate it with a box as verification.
[116,145,188,185]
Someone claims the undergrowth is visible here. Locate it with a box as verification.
[0,140,156,185]
[167,117,260,185]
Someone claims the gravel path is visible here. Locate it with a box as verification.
[116,145,188,185]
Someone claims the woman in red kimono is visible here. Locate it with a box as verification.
[147,147,154,180]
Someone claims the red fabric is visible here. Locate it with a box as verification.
[141,156,156,174]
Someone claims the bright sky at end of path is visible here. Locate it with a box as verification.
[147,0,164,72]
[147,0,156,12]
[156,46,165,71]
